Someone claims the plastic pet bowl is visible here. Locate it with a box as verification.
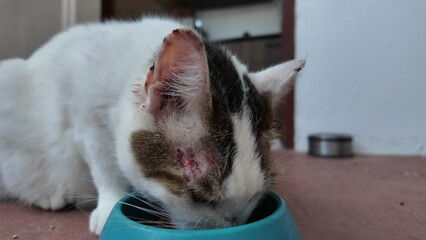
[100,191,301,240]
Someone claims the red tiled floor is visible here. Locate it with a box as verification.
[273,152,426,240]
[0,153,425,239]
[0,203,95,240]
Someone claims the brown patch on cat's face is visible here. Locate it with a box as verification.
[130,130,222,203]
[131,130,185,195]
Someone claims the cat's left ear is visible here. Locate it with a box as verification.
[144,29,210,117]
[248,59,305,106]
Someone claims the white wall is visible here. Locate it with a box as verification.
[295,0,426,156]
[75,0,100,24]
[0,0,100,60]
[195,0,282,41]
[0,0,62,59]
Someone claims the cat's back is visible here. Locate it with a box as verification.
[30,17,184,61]
[29,17,184,86]
[0,17,186,148]
[33,18,181,56]
[0,18,186,203]
[26,17,185,121]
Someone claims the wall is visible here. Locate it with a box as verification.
[0,0,100,60]
[0,0,62,59]
[196,0,282,41]
[223,37,282,71]
[75,0,101,24]
[295,0,426,156]
[109,0,164,20]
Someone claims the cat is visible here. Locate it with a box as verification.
[0,17,304,235]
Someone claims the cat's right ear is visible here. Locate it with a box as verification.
[144,29,211,117]
[248,59,305,108]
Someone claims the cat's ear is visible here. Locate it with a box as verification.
[145,29,210,117]
[248,59,305,106]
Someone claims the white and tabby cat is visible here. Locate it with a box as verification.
[0,17,304,234]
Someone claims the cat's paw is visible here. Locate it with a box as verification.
[89,201,115,235]
[33,194,66,210]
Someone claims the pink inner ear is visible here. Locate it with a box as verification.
[175,147,211,182]
[154,29,206,84]
[144,28,210,117]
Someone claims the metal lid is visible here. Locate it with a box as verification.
[308,133,353,141]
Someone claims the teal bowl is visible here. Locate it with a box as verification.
[100,191,302,240]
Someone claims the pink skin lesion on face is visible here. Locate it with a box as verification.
[175,147,212,183]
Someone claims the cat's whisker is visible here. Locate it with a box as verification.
[75,209,92,217]
[65,198,98,209]
[49,199,98,216]
[118,201,170,218]
[117,201,172,219]
[113,190,175,219]
[108,218,174,226]
[271,151,296,162]
[125,192,169,215]
[102,221,176,233]
[230,195,240,208]
[271,177,304,186]
[67,192,97,197]
[193,216,203,229]
[66,193,98,200]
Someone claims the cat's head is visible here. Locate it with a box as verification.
[127,29,304,229]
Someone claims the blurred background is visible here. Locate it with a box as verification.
[0,0,425,156]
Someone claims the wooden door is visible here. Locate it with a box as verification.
[281,0,295,149]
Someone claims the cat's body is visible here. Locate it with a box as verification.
[0,17,304,234]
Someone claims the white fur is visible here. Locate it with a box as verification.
[231,55,251,96]
[0,17,184,234]
[249,59,306,101]
[227,111,265,199]
[223,110,266,221]
[230,55,248,80]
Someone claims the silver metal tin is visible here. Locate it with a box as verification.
[308,133,353,158]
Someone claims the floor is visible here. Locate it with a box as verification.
[0,152,425,240]
[274,153,425,240]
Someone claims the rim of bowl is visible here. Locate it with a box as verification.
[116,191,286,234]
